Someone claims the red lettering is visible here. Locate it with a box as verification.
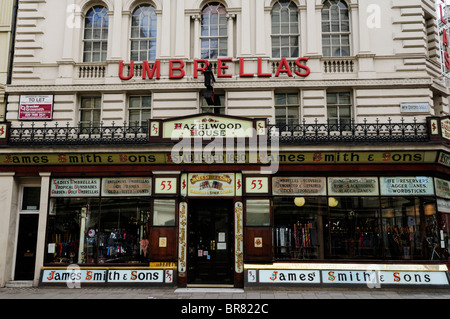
[217,58,233,78]
[257,57,272,77]
[193,59,209,78]
[239,58,254,77]
[275,57,293,77]
[393,272,401,282]
[441,5,447,24]
[142,60,161,80]
[58,154,67,163]
[169,60,185,79]
[295,57,310,77]
[119,61,134,80]
[86,271,92,281]
[443,29,449,47]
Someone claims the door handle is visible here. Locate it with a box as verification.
[210,240,216,251]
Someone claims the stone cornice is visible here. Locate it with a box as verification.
[5,78,434,93]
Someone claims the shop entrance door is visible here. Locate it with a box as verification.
[188,199,234,285]
[14,214,39,280]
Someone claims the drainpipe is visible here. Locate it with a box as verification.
[4,0,19,122]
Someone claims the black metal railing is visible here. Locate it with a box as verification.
[9,121,149,145]
[7,118,429,146]
[268,118,429,144]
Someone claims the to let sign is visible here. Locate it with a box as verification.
[19,95,54,120]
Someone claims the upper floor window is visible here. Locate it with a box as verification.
[201,91,225,114]
[201,3,228,59]
[80,96,101,128]
[326,91,352,126]
[271,0,299,58]
[275,92,299,126]
[321,0,350,57]
[129,95,152,126]
[83,6,109,62]
[131,4,157,61]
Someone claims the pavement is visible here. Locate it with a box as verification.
[1,286,450,299]
[1,287,449,317]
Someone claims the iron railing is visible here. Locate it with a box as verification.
[9,121,149,145]
[7,118,429,146]
[268,118,429,145]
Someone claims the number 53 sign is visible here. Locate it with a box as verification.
[245,177,269,194]
[154,177,178,195]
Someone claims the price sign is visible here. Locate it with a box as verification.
[154,177,178,195]
[245,177,269,194]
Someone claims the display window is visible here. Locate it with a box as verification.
[273,197,326,260]
[46,198,100,264]
[45,197,152,265]
[325,197,381,259]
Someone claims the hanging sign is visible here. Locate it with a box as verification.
[101,177,152,196]
[188,173,235,196]
[328,177,379,196]
[50,178,100,197]
[272,177,326,196]
[380,177,435,196]
[19,95,54,120]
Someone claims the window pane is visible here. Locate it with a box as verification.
[22,187,41,210]
[142,96,151,108]
[287,93,298,105]
[327,93,338,104]
[275,93,286,105]
[153,199,176,226]
[246,199,271,226]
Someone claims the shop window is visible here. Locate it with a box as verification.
[246,199,271,226]
[98,198,150,264]
[274,197,326,260]
[325,197,381,259]
[46,198,100,264]
[271,0,299,58]
[45,198,150,265]
[153,199,176,226]
[275,92,299,126]
[381,197,436,260]
[326,91,352,127]
[201,3,228,59]
[129,95,151,126]
[130,4,157,61]
[83,6,109,62]
[21,187,41,211]
[321,0,351,57]
[80,96,101,128]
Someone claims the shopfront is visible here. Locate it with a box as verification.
[1,114,450,288]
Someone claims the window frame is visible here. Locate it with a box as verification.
[326,90,352,127]
[128,95,152,127]
[130,4,158,62]
[200,2,229,60]
[271,0,300,58]
[82,5,109,63]
[321,0,351,57]
[274,92,300,126]
[79,96,102,128]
